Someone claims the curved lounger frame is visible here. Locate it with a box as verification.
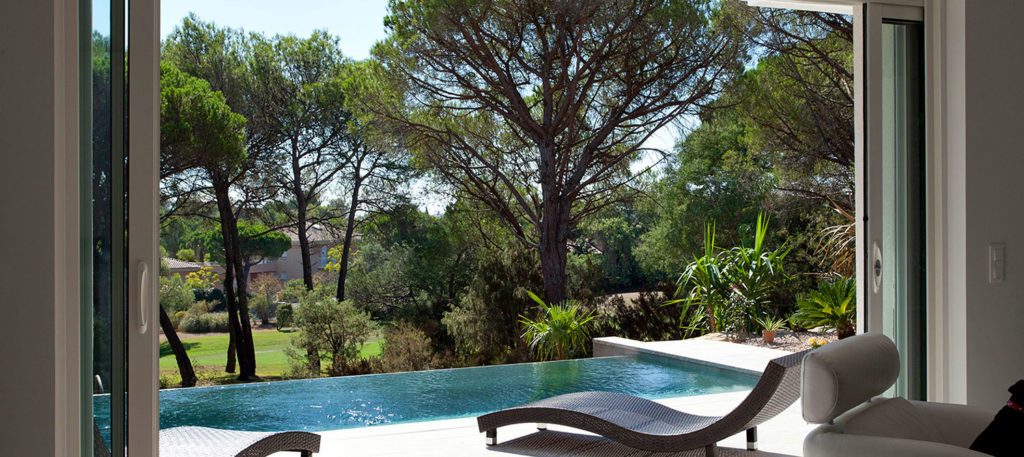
[477,349,809,456]
[95,424,321,457]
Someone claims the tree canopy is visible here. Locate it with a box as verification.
[363,0,748,302]
[160,61,247,181]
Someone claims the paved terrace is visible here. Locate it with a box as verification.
[306,338,813,456]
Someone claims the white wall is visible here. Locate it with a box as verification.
[0,0,78,455]
[959,0,1024,408]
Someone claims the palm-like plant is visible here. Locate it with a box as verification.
[520,291,597,361]
[725,213,791,311]
[670,214,789,334]
[792,276,856,338]
[668,223,733,333]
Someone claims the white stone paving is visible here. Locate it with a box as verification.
[592,337,793,375]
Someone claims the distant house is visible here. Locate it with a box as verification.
[162,224,354,285]
[256,224,350,282]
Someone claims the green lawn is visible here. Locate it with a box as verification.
[159,329,383,386]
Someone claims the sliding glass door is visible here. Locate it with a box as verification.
[84,0,126,454]
[82,0,159,455]
[864,5,926,400]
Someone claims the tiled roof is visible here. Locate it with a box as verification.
[280,224,350,245]
[163,257,203,271]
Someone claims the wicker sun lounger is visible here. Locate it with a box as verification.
[95,424,321,457]
[477,349,810,457]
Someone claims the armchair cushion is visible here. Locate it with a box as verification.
[842,397,944,443]
[913,400,994,448]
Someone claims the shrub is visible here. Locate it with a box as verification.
[792,276,856,338]
[179,312,231,333]
[249,293,275,326]
[159,275,195,313]
[566,253,605,308]
[185,266,221,290]
[312,270,335,289]
[380,323,436,373]
[249,274,283,300]
[593,283,688,341]
[519,292,596,361]
[287,289,377,376]
[171,310,187,329]
[343,356,384,376]
[175,248,196,262]
[442,245,543,364]
[187,300,212,315]
[280,279,308,302]
[276,303,294,329]
[193,288,225,312]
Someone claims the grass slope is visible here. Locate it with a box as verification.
[159,329,382,386]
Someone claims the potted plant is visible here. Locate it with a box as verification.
[756,315,785,344]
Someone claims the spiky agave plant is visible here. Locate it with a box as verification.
[792,276,857,339]
[519,291,597,361]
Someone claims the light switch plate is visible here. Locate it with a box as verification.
[990,243,1006,284]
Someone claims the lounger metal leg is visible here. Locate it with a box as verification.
[536,423,547,430]
[485,429,497,446]
[300,451,312,457]
[705,443,717,457]
[747,427,758,451]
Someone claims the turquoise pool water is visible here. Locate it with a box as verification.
[94,355,757,437]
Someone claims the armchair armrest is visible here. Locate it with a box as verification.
[909,400,994,448]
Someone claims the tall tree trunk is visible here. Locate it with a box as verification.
[538,181,570,304]
[229,232,258,380]
[159,304,197,387]
[306,344,321,376]
[296,208,314,290]
[213,182,259,380]
[221,236,240,375]
[335,172,362,302]
[212,182,240,374]
[226,325,236,373]
[290,139,315,291]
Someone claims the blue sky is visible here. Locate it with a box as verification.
[160,0,390,60]
[156,0,679,153]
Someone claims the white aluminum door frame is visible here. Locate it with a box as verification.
[127,0,160,454]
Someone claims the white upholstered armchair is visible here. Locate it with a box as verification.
[801,333,995,457]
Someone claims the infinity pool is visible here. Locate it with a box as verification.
[94,355,757,437]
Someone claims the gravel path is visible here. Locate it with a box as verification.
[696,330,837,352]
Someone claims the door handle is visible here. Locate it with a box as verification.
[872,241,883,294]
[137,261,150,334]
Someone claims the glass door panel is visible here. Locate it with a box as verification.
[881,19,925,400]
[865,6,925,400]
[83,0,159,454]
[85,0,127,454]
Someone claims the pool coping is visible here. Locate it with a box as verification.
[593,336,792,375]
[315,389,813,456]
